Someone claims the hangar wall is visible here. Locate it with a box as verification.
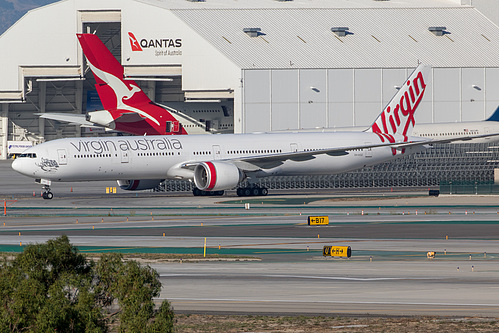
[242,67,499,133]
[121,1,241,93]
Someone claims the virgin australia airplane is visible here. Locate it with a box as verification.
[14,64,492,199]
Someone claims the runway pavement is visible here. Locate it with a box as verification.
[1,159,499,317]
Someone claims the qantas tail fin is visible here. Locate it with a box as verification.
[77,33,152,111]
[77,33,190,135]
[369,64,431,140]
[486,105,499,122]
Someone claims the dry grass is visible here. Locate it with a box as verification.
[175,314,499,333]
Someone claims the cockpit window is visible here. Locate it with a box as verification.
[17,153,37,158]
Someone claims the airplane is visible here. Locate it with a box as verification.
[272,107,499,144]
[13,64,498,200]
[411,106,499,143]
[39,33,498,142]
[38,33,220,135]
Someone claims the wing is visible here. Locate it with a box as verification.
[181,140,425,172]
[181,132,499,173]
[36,113,97,128]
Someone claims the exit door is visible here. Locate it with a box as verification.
[364,143,372,158]
[212,145,221,160]
[121,150,129,163]
[57,149,67,165]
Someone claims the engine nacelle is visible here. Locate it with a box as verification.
[117,179,163,191]
[194,162,242,191]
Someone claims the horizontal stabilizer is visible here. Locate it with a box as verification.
[36,113,97,127]
[114,112,147,123]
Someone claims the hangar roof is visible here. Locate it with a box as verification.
[140,0,461,9]
[171,6,499,69]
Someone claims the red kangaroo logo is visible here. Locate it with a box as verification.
[128,32,143,52]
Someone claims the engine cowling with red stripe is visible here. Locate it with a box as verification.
[194,162,242,191]
[117,179,163,191]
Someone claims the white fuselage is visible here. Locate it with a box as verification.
[412,121,499,143]
[278,121,499,144]
[12,132,420,183]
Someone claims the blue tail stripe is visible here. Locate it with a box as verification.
[486,105,499,121]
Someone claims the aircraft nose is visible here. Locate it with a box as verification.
[12,158,32,176]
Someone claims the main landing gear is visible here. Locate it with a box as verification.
[236,187,268,197]
[192,188,225,196]
[42,185,53,200]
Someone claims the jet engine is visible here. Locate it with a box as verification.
[194,162,242,191]
[117,179,163,191]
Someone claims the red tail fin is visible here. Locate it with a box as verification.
[369,64,430,139]
[77,33,187,135]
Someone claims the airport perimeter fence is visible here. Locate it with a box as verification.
[439,181,499,195]
[155,143,499,192]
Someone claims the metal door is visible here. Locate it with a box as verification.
[212,145,221,160]
[364,143,372,158]
[121,150,129,163]
[57,149,67,165]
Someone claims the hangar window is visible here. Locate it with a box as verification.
[243,27,262,38]
[331,27,350,37]
[428,26,447,36]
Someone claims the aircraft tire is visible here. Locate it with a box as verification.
[252,188,260,196]
[260,188,268,196]
[43,192,53,200]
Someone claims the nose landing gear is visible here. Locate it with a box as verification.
[42,185,53,200]
[35,179,54,200]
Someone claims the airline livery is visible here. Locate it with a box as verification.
[411,107,499,143]
[38,34,499,141]
[13,64,497,199]
[39,34,210,135]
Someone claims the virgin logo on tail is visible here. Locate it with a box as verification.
[369,64,430,155]
[128,32,143,52]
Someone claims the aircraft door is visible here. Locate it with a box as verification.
[364,143,372,158]
[290,143,298,152]
[121,150,129,163]
[57,149,68,165]
[212,145,221,160]
[166,121,180,133]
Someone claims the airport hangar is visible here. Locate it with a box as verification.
[1,0,499,191]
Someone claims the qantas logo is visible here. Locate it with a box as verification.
[128,32,143,52]
[371,68,427,155]
[85,58,160,126]
[128,31,182,52]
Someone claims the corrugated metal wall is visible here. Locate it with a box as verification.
[242,67,499,133]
